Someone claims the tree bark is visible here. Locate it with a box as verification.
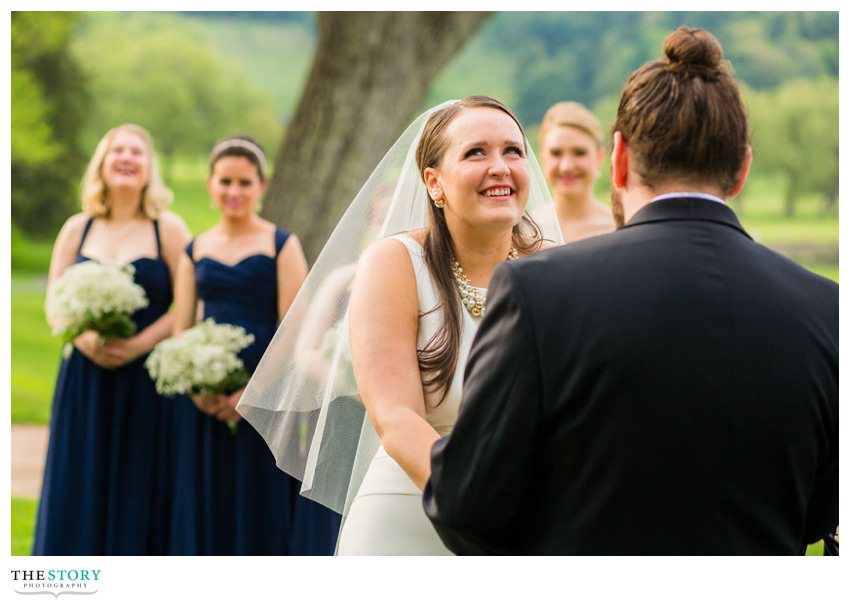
[262,11,491,261]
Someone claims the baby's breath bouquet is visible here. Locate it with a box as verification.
[145,318,255,397]
[46,261,148,349]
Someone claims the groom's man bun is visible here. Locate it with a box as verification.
[613,26,749,195]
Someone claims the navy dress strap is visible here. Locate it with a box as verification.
[185,239,197,265]
[274,228,291,258]
[152,219,163,259]
[76,217,95,257]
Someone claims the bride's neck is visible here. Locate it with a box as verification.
[448,226,514,288]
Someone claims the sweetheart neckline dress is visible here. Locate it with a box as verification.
[33,216,173,555]
[166,228,341,555]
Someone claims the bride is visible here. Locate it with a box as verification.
[237,96,559,555]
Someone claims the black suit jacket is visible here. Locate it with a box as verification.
[423,198,838,555]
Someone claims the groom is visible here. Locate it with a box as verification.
[422,27,838,555]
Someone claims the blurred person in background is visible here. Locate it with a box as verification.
[34,124,191,555]
[533,101,615,243]
[168,135,340,555]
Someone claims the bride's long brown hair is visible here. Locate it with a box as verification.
[414,96,542,404]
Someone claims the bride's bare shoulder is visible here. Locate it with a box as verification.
[360,229,427,261]
[351,235,419,310]
[409,228,428,245]
[391,228,428,247]
[357,234,417,276]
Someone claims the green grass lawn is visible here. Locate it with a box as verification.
[805,540,825,556]
[11,229,54,275]
[732,175,839,246]
[11,277,59,425]
[11,498,37,556]
[803,264,839,283]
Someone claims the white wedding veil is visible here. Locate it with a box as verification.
[237,99,561,516]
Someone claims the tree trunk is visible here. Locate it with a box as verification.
[262,11,491,261]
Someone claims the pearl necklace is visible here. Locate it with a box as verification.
[451,247,519,317]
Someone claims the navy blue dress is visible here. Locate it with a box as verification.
[33,217,173,555]
[167,228,340,555]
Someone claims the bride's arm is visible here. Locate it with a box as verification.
[348,237,440,491]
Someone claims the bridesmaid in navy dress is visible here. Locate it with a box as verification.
[33,124,191,555]
[169,135,341,555]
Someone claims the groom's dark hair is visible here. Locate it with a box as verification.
[613,27,750,196]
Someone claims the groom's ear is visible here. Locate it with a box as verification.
[727,145,752,198]
[611,131,629,189]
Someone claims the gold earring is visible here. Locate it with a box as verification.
[433,198,445,209]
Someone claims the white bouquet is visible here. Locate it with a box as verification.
[46,261,149,345]
[145,318,255,396]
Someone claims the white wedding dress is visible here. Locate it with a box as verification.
[335,233,481,555]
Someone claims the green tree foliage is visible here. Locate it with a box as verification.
[746,78,839,216]
[11,12,90,237]
[476,12,837,127]
[72,13,281,179]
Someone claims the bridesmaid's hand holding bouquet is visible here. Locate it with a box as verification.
[145,318,254,398]
[46,261,149,357]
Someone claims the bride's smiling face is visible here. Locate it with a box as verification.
[424,107,530,231]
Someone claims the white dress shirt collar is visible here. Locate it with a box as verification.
[650,192,727,206]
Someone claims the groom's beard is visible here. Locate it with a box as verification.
[611,188,626,228]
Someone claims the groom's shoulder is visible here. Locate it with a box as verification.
[515,229,626,273]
